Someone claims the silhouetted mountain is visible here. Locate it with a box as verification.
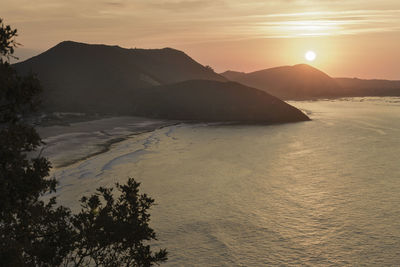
[221,65,400,99]
[220,70,246,81]
[14,41,226,111]
[221,64,342,99]
[13,41,309,123]
[133,80,310,123]
[335,78,400,96]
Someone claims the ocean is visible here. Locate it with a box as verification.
[44,97,400,266]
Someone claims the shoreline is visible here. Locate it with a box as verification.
[42,97,398,170]
[55,121,181,169]
[37,116,181,169]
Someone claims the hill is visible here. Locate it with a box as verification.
[334,78,400,96]
[133,80,310,123]
[14,41,226,111]
[221,64,342,100]
[13,41,309,123]
[221,64,400,99]
[219,70,246,81]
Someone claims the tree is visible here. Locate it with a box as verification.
[204,65,214,72]
[65,179,167,266]
[0,18,71,266]
[0,18,167,266]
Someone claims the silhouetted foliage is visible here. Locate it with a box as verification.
[204,65,214,72]
[65,179,167,266]
[0,18,18,60]
[0,18,167,266]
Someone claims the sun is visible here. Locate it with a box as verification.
[305,50,316,61]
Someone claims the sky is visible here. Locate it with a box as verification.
[2,0,400,79]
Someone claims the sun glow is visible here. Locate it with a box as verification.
[305,50,316,61]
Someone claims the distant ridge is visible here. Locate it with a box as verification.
[13,41,309,123]
[220,70,246,81]
[334,77,400,96]
[221,64,400,100]
[221,64,342,99]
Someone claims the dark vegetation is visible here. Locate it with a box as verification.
[221,64,400,100]
[0,18,167,266]
[14,41,226,114]
[134,79,309,122]
[14,41,309,123]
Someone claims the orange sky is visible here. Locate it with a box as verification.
[3,0,400,79]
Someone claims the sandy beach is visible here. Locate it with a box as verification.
[37,116,179,169]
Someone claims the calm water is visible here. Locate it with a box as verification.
[50,98,400,266]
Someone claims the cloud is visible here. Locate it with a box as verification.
[2,0,400,48]
[103,1,126,7]
[145,0,224,11]
[241,9,400,37]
